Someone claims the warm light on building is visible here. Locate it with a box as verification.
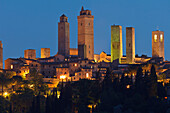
[60,75,66,79]
[160,34,163,42]
[75,64,77,66]
[86,73,89,78]
[11,65,13,69]
[154,34,157,42]
[4,92,8,97]
[57,91,60,99]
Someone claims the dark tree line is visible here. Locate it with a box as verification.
[0,65,169,113]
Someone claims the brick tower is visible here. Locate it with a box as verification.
[0,41,3,69]
[77,6,94,60]
[126,27,135,64]
[152,30,164,59]
[111,25,123,63]
[58,14,70,56]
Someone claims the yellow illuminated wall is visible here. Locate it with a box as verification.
[111,25,122,63]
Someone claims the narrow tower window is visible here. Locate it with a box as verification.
[160,34,163,42]
[154,34,157,42]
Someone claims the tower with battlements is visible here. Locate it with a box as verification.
[152,30,164,59]
[77,6,94,60]
[111,25,123,63]
[58,14,70,56]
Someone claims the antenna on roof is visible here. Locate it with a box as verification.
[156,26,159,31]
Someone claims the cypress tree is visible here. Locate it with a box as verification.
[149,65,158,97]
[135,67,144,94]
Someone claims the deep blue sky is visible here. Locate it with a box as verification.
[0,0,170,63]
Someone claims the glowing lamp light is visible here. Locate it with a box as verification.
[126,85,130,89]
[165,97,167,99]
[60,75,66,79]
[75,64,77,66]
[4,92,8,97]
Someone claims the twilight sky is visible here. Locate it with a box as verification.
[0,0,170,63]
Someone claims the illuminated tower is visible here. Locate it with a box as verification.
[24,49,36,59]
[58,14,70,56]
[152,30,164,59]
[41,48,50,58]
[126,27,135,64]
[0,41,3,69]
[111,25,122,63]
[78,6,94,60]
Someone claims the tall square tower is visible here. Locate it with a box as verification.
[77,6,94,60]
[152,30,164,59]
[126,27,135,64]
[111,25,123,63]
[58,14,70,56]
[0,41,3,69]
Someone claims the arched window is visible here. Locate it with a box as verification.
[154,34,157,42]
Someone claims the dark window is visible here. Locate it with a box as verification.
[129,43,130,47]
[89,45,90,48]
[89,23,90,26]
[89,51,90,54]
[81,23,83,26]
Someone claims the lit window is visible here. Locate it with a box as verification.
[60,75,66,79]
[160,34,163,42]
[86,73,89,78]
[154,34,157,42]
[75,64,77,67]
[11,65,13,69]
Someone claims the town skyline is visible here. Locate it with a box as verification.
[0,0,169,63]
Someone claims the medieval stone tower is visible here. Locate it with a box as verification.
[152,30,164,59]
[111,25,123,63]
[0,41,3,69]
[126,27,135,64]
[77,6,94,60]
[41,48,50,58]
[24,49,36,59]
[58,14,70,56]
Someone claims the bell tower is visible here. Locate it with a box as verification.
[152,30,164,59]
